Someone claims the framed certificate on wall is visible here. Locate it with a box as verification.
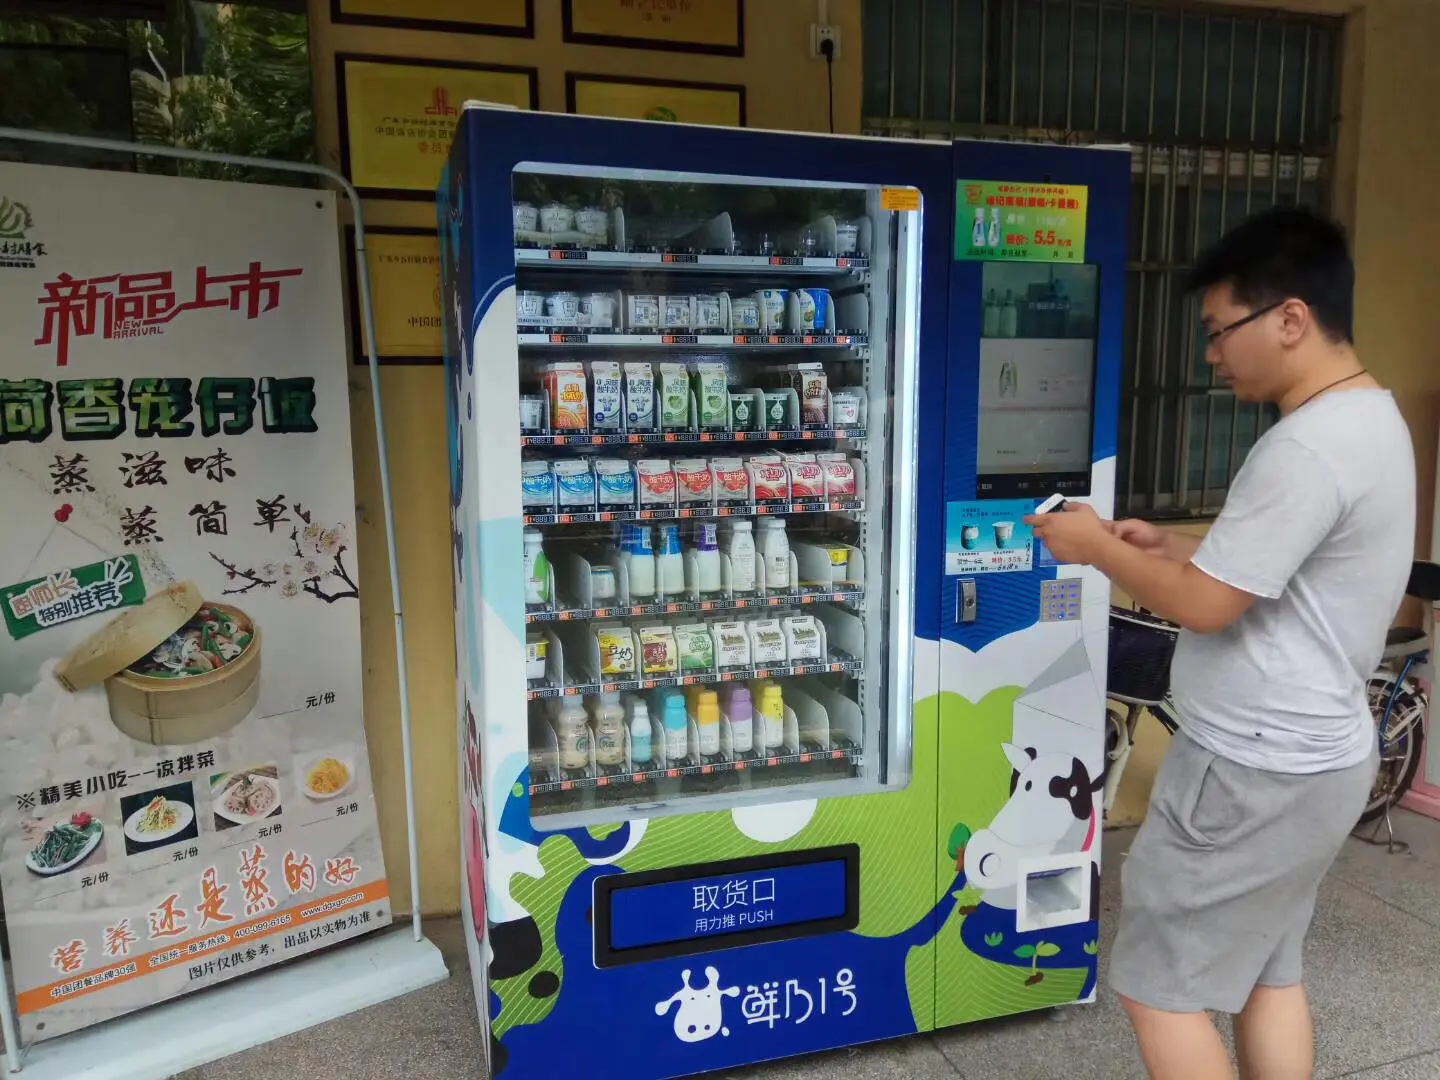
[337,54,537,198]
[346,226,444,365]
[331,0,533,37]
[562,0,744,56]
[567,73,746,128]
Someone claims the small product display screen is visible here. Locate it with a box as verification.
[975,263,1100,499]
[594,845,859,967]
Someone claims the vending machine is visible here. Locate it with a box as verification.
[439,104,1128,1078]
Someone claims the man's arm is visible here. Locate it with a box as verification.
[1161,532,1204,563]
[1088,533,1254,633]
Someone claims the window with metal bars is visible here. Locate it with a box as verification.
[862,0,1343,518]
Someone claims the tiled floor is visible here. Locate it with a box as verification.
[166,809,1440,1079]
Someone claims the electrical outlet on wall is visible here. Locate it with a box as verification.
[810,23,841,59]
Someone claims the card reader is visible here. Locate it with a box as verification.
[1035,493,1068,515]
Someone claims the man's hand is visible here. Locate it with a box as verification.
[1112,518,1169,555]
[1023,503,1111,566]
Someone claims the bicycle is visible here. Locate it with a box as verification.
[1101,560,1436,845]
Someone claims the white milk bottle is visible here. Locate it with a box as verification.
[724,519,756,595]
[555,699,591,772]
[657,524,685,598]
[629,699,653,767]
[627,525,656,601]
[591,691,627,767]
[693,522,722,596]
[757,517,791,592]
[523,528,550,607]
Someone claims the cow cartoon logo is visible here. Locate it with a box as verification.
[655,966,740,1043]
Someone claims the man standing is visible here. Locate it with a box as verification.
[1027,207,1414,1080]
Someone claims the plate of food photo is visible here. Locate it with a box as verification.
[25,812,104,877]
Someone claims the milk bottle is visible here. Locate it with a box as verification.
[757,517,791,592]
[724,519,756,595]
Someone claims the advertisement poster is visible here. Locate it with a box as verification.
[562,0,744,55]
[337,55,536,197]
[567,74,745,127]
[347,226,444,363]
[0,162,390,1043]
[944,501,1036,575]
[955,180,1088,263]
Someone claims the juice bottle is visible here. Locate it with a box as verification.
[695,689,720,756]
[726,685,754,754]
[591,691,626,767]
[757,683,785,752]
[662,694,689,763]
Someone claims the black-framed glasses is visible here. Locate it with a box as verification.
[1204,301,1284,347]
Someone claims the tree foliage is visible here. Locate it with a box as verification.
[0,3,315,185]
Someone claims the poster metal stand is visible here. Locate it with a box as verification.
[0,126,447,1078]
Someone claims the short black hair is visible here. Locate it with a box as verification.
[1186,206,1355,344]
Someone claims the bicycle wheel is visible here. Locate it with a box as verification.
[1359,671,1427,825]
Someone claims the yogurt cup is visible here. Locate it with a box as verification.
[627,294,660,330]
[993,521,1015,548]
[835,221,859,255]
[661,295,693,329]
[539,202,574,234]
[516,290,547,324]
[574,206,609,240]
[693,294,723,330]
[731,296,760,331]
[546,291,580,326]
[518,395,544,432]
[758,289,788,331]
[580,292,617,330]
[513,202,539,234]
[961,525,980,550]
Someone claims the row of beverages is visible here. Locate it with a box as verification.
[527,359,860,434]
[516,287,843,334]
[534,681,794,773]
[524,516,809,607]
[521,453,860,513]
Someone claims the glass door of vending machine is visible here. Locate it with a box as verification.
[515,165,921,829]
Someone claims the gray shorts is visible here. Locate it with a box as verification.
[1108,730,1378,1015]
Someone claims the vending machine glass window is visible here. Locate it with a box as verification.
[975,263,1100,500]
[515,164,921,828]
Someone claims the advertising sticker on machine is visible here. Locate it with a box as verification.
[954,180,1088,263]
[0,161,390,1043]
[945,500,1036,575]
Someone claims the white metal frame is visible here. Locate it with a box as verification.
[0,127,445,1077]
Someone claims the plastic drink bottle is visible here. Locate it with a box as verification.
[758,518,791,592]
[695,689,720,756]
[726,685,754,754]
[629,699,652,767]
[555,699,591,771]
[523,528,549,606]
[627,525,656,600]
[987,208,1002,247]
[724,519,756,595]
[972,207,987,247]
[693,522,721,595]
[662,694,689,763]
[758,683,785,752]
[591,691,626,767]
[657,524,685,598]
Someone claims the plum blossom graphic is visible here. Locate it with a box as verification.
[208,502,358,603]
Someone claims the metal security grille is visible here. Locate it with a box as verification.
[862,0,1343,518]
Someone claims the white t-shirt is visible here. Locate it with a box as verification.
[1170,388,1416,774]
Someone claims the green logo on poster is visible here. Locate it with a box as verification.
[1,556,146,640]
[0,195,46,269]
[643,105,679,122]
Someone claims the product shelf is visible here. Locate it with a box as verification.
[524,651,863,702]
[523,499,864,527]
[525,586,864,625]
[521,427,866,448]
[517,330,867,348]
[529,743,863,798]
[515,247,870,274]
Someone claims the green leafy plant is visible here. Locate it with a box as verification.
[1014,940,1061,986]
[984,931,1004,947]
[1083,940,1099,956]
